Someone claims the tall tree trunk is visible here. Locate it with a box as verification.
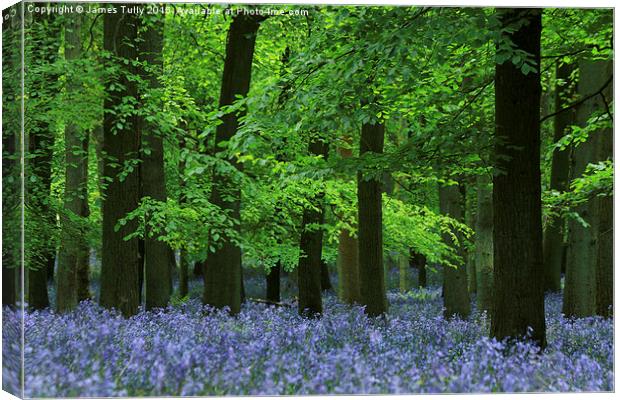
[543,62,575,292]
[138,12,170,310]
[2,5,22,308]
[595,132,613,317]
[336,141,361,303]
[298,140,328,317]
[595,143,613,317]
[475,173,493,313]
[25,11,61,310]
[562,60,611,318]
[492,8,545,347]
[337,228,360,302]
[100,6,142,317]
[357,122,388,317]
[266,263,281,302]
[439,183,470,319]
[203,14,263,314]
[594,61,613,318]
[561,59,612,317]
[57,13,89,312]
[76,132,91,302]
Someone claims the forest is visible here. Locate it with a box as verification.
[1,2,614,397]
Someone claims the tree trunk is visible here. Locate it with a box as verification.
[266,263,281,302]
[595,148,612,317]
[465,185,477,294]
[475,173,493,313]
[492,9,545,348]
[562,60,611,318]
[100,6,142,317]
[76,131,91,302]
[439,183,470,319]
[595,172,612,317]
[336,141,361,304]
[594,61,613,318]
[357,122,388,317]
[57,12,89,312]
[398,255,408,293]
[179,249,189,298]
[193,262,202,277]
[92,123,105,193]
[337,228,360,303]
[543,62,575,292]
[320,261,333,292]
[138,11,170,310]
[203,14,263,314]
[409,251,427,288]
[298,140,328,317]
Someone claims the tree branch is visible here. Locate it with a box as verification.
[540,74,612,123]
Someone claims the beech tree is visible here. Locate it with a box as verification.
[99,6,142,317]
[138,12,171,310]
[357,120,388,317]
[298,139,329,316]
[542,63,575,292]
[56,13,89,312]
[475,173,493,313]
[563,59,613,318]
[439,183,470,319]
[491,8,546,347]
[336,141,361,304]
[203,14,264,314]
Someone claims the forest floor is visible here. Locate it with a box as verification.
[3,270,613,397]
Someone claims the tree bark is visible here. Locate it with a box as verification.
[595,159,612,317]
[492,8,545,348]
[357,122,388,317]
[76,131,91,302]
[320,261,333,292]
[409,251,427,288]
[179,250,189,297]
[100,6,142,317]
[594,61,613,318]
[138,11,171,310]
[562,59,611,318]
[298,140,328,317]
[266,263,281,302]
[336,141,361,304]
[203,14,263,314]
[398,255,409,293]
[439,183,471,319]
[475,173,493,313]
[543,62,575,292]
[57,12,89,312]
[465,185,477,294]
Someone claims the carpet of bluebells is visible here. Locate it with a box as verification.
[2,269,614,397]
